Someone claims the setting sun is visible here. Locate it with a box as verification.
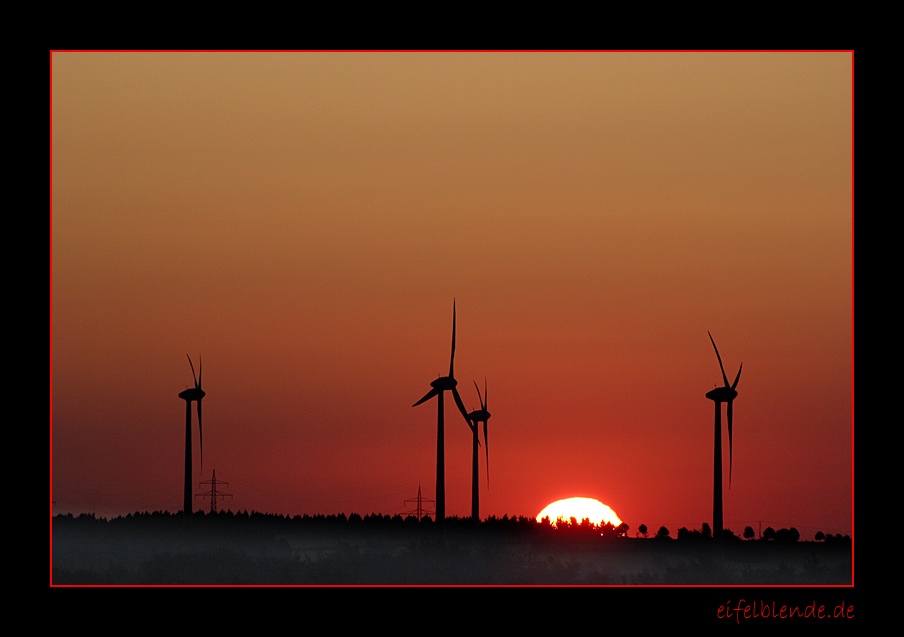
[537,497,622,528]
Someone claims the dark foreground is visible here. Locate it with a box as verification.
[51,513,852,586]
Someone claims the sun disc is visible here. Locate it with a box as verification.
[537,497,622,528]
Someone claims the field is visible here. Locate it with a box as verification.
[50,512,852,586]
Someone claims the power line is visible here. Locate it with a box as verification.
[403,484,434,519]
[195,469,233,513]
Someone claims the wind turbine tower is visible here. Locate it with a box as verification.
[704,332,742,541]
[178,354,205,525]
[466,379,492,524]
[413,299,472,524]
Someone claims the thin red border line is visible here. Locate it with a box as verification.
[48,49,857,53]
[47,49,855,587]
[849,49,855,586]
[49,49,55,588]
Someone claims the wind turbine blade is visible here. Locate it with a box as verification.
[708,331,730,387]
[473,380,483,407]
[413,387,440,407]
[484,378,488,411]
[452,386,471,426]
[484,419,490,488]
[731,363,743,390]
[187,354,199,387]
[727,400,733,488]
[449,299,457,377]
[197,399,203,473]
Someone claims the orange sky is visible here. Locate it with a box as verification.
[50,51,853,538]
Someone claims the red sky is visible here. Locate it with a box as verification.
[50,51,853,538]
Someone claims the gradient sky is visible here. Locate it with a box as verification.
[50,51,853,538]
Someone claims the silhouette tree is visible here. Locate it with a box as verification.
[599,521,617,539]
[775,527,800,543]
[677,527,696,541]
[825,533,851,544]
[743,526,755,540]
[762,526,777,541]
[656,525,670,539]
[815,530,826,542]
[638,523,648,538]
[615,522,630,538]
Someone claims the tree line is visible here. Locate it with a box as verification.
[51,510,851,544]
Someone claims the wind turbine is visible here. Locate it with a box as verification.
[178,354,205,525]
[413,299,472,524]
[466,379,491,524]
[705,331,742,540]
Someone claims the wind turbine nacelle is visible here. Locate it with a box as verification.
[179,388,206,401]
[706,387,737,402]
[469,410,491,421]
[430,376,457,390]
